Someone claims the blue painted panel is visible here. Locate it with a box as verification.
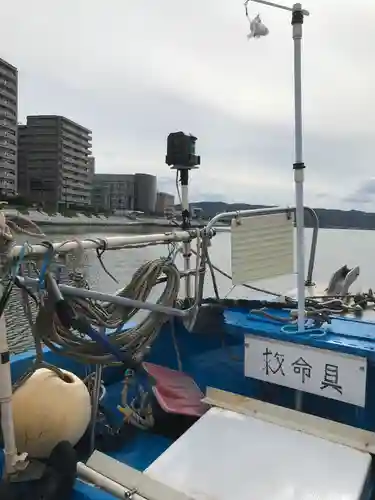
[4,306,375,499]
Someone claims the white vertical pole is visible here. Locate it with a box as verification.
[180,179,192,298]
[292,3,306,332]
[0,312,27,476]
[248,2,308,331]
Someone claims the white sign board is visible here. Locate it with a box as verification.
[244,336,367,407]
[231,213,294,285]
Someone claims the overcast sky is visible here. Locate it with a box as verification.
[1,0,374,209]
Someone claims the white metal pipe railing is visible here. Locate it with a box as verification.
[17,277,188,318]
[9,231,196,259]
[77,462,146,500]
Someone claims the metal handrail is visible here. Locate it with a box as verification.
[205,206,319,286]
[17,276,188,318]
[9,231,197,259]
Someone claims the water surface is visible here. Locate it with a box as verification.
[6,226,375,353]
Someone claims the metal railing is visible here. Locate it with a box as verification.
[10,231,197,259]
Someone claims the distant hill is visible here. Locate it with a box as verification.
[181,202,375,230]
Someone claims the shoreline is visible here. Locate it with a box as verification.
[7,209,209,230]
[7,209,368,231]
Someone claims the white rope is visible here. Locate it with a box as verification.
[0,209,45,274]
[0,207,185,371]
[33,257,181,366]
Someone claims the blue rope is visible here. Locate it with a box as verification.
[280,323,326,337]
[39,251,53,290]
[11,243,27,279]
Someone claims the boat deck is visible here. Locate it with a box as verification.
[4,306,375,499]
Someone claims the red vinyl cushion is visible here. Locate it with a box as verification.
[143,362,209,417]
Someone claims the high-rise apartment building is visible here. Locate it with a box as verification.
[18,115,92,208]
[0,58,17,196]
[155,192,175,215]
[88,156,95,180]
[92,173,135,212]
[91,172,174,215]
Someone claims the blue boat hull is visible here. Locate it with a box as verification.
[3,305,375,498]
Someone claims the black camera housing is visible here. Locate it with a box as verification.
[165,132,200,169]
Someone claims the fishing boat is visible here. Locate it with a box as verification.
[1,1,375,499]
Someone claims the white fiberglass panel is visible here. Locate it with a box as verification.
[231,212,294,284]
[145,407,370,500]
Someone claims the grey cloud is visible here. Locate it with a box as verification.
[20,72,369,169]
[158,176,226,203]
[315,193,329,200]
[18,70,373,207]
[342,179,375,206]
[3,0,374,208]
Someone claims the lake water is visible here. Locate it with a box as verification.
[6,226,375,354]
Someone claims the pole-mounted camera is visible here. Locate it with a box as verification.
[165,132,200,299]
[165,131,201,230]
[165,131,200,170]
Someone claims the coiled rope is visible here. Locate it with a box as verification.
[33,257,181,366]
[0,209,46,272]
[0,208,184,386]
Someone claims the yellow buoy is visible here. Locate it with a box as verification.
[12,368,92,459]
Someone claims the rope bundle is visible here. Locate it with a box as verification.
[0,208,182,369]
[33,257,181,365]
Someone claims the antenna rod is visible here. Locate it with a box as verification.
[248,0,308,331]
[291,3,306,331]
